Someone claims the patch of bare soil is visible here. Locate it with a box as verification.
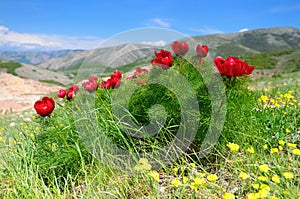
[0,72,63,114]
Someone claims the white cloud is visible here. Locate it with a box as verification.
[0,25,104,51]
[190,27,224,35]
[152,18,170,28]
[141,40,166,46]
[0,25,9,32]
[239,28,249,32]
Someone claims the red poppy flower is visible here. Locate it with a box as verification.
[171,41,189,55]
[100,70,122,89]
[111,70,122,79]
[82,75,99,93]
[214,56,255,77]
[66,89,76,100]
[82,80,98,93]
[196,45,209,57]
[69,85,79,92]
[57,89,66,98]
[151,49,173,69]
[34,97,55,117]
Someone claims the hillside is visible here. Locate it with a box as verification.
[38,43,158,70]
[0,72,62,113]
[192,27,300,58]
[0,57,73,86]
[34,27,300,73]
[1,26,299,87]
[0,49,84,65]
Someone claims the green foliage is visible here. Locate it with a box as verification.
[216,43,253,57]
[240,52,277,69]
[0,61,22,76]
[240,49,300,71]
[1,48,299,198]
[39,79,65,86]
[31,103,92,189]
[107,57,212,150]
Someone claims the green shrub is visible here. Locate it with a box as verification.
[31,103,92,189]
[0,61,22,76]
[90,57,214,155]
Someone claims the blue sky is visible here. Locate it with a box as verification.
[1,0,300,51]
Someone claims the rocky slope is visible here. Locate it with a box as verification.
[0,72,63,114]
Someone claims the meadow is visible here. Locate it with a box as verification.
[0,43,299,199]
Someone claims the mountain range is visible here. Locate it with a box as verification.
[0,49,84,65]
[0,26,299,85]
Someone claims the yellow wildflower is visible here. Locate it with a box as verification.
[239,172,250,180]
[207,174,218,183]
[275,103,281,109]
[292,148,300,156]
[257,188,269,198]
[223,192,235,199]
[270,148,279,154]
[258,175,268,182]
[278,140,285,146]
[271,175,280,183]
[189,163,196,168]
[194,177,207,186]
[148,170,159,182]
[134,164,142,171]
[141,163,152,170]
[260,184,270,191]
[171,178,182,187]
[247,193,259,199]
[138,158,148,164]
[259,164,269,172]
[285,128,291,133]
[227,142,239,152]
[287,143,297,148]
[172,167,179,173]
[182,177,189,184]
[252,183,260,189]
[259,95,268,103]
[190,177,207,190]
[247,147,255,154]
[282,172,294,179]
[263,144,268,149]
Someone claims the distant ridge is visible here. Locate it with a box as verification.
[0,49,84,65]
[191,26,300,58]
[35,26,300,71]
[1,27,300,74]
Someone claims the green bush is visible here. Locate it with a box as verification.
[0,61,22,76]
[91,57,214,154]
[31,103,92,189]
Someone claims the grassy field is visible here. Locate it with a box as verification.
[0,56,299,199]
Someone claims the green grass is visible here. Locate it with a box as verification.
[0,57,299,199]
[0,61,22,76]
[240,49,300,71]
